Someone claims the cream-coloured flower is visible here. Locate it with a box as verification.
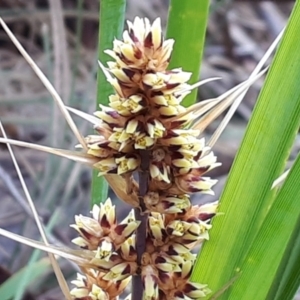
[142,265,159,300]
[106,17,174,71]
[147,193,191,214]
[71,199,140,252]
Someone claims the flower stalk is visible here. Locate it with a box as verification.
[132,208,147,300]
[132,149,150,299]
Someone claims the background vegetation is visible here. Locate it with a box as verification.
[0,0,298,299]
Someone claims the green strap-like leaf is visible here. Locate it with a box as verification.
[268,202,300,300]
[191,1,300,298]
[228,153,300,299]
[0,259,50,300]
[91,0,126,206]
[166,0,210,107]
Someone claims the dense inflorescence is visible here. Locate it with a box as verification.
[70,199,217,299]
[70,17,220,300]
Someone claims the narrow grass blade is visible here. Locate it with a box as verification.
[69,0,84,106]
[191,2,300,298]
[0,123,71,300]
[0,18,87,150]
[208,28,284,147]
[0,138,98,165]
[166,0,210,106]
[0,228,90,265]
[191,69,267,132]
[170,72,264,129]
[0,258,50,300]
[67,106,101,126]
[91,0,126,206]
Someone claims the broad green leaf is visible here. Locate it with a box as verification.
[91,0,126,206]
[228,153,300,299]
[166,0,209,107]
[191,1,300,298]
[0,258,50,300]
[269,204,300,300]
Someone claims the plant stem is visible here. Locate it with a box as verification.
[132,150,150,300]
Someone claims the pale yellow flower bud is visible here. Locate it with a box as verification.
[175,175,218,194]
[98,198,116,229]
[146,119,165,138]
[103,262,136,281]
[89,284,109,300]
[154,255,181,273]
[115,155,139,174]
[94,157,117,175]
[182,282,211,299]
[148,213,166,245]
[120,235,137,261]
[142,265,159,300]
[97,240,114,261]
[113,209,140,245]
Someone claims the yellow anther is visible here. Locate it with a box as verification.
[174,222,184,234]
